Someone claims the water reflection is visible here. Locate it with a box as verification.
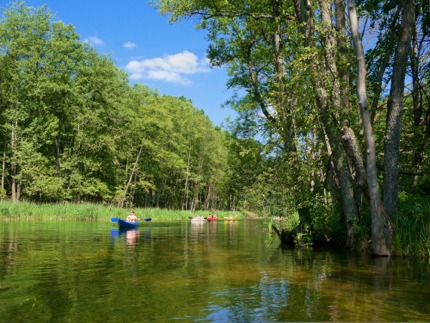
[0,221,429,322]
[124,228,139,246]
[110,227,152,246]
[190,221,205,236]
[224,219,237,248]
[258,248,430,322]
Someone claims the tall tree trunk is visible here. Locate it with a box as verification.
[410,6,423,187]
[11,122,18,202]
[204,183,213,210]
[369,7,401,124]
[122,145,143,207]
[348,0,390,256]
[316,92,358,248]
[272,0,297,152]
[16,180,22,201]
[341,126,368,194]
[290,0,361,247]
[320,0,359,247]
[1,142,5,196]
[383,0,415,221]
[335,0,351,124]
[183,149,191,210]
[190,182,198,213]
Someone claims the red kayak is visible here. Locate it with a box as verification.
[207,216,218,221]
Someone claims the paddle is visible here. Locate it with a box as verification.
[111,217,152,222]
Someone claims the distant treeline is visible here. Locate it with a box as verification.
[0,2,240,211]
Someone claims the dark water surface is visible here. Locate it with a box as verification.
[0,220,429,322]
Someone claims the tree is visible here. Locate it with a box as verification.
[348,0,389,255]
[0,1,54,201]
[154,0,425,254]
[382,0,415,221]
[154,0,361,246]
[0,1,230,211]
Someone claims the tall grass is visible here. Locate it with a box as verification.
[0,201,118,221]
[0,201,245,222]
[394,193,430,258]
[141,208,244,221]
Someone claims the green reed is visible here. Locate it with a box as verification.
[0,201,117,221]
[394,193,430,258]
[141,208,245,221]
[0,200,245,222]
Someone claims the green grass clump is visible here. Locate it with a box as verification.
[394,193,430,258]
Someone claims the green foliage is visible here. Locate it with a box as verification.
[394,193,430,257]
[153,0,430,256]
[308,197,345,246]
[294,231,313,249]
[270,211,300,233]
[0,1,229,211]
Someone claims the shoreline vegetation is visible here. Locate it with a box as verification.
[0,200,247,222]
[1,199,429,258]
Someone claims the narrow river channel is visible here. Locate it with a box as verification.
[1,219,429,322]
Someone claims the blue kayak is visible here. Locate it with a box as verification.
[118,219,139,228]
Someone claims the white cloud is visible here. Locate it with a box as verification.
[123,42,136,49]
[125,50,210,85]
[84,36,104,46]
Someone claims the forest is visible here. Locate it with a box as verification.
[1,0,429,256]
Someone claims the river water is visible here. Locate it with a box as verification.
[0,219,429,322]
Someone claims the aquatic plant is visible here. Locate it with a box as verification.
[0,201,245,222]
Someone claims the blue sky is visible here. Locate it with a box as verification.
[11,0,237,126]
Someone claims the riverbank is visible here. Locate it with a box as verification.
[0,201,245,221]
